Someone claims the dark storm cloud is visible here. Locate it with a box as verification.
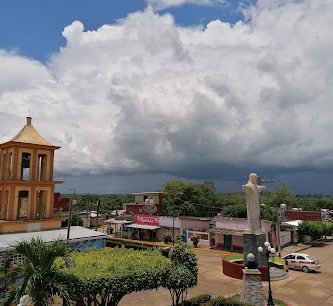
[1,1,333,193]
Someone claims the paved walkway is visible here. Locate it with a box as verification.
[105,233,318,305]
[280,243,311,257]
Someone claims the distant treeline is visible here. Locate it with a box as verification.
[61,182,333,220]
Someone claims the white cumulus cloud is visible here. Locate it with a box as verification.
[148,0,226,10]
[0,0,333,182]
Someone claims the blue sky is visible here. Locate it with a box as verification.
[1,0,333,194]
[0,0,253,61]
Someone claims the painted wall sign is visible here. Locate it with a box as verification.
[135,214,160,226]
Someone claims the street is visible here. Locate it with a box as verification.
[120,242,333,306]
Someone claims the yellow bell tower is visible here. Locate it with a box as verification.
[0,117,63,233]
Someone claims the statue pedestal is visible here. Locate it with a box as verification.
[243,232,266,266]
[240,269,265,306]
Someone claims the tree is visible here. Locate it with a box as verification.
[266,185,296,207]
[163,180,218,217]
[219,190,245,207]
[54,248,171,306]
[298,221,324,241]
[2,237,71,306]
[221,204,247,218]
[164,243,198,306]
[164,266,196,306]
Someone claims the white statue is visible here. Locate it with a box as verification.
[242,173,265,234]
[18,295,30,306]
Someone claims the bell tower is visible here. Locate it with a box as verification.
[0,117,63,233]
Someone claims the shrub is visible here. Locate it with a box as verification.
[183,294,212,306]
[55,248,171,306]
[298,221,324,240]
[190,234,201,247]
[165,243,198,306]
[177,234,185,243]
[209,296,250,306]
[164,232,173,244]
[106,240,170,257]
[164,266,197,306]
[169,243,198,274]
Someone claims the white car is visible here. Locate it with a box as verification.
[282,253,320,273]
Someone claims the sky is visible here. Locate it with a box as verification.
[1,0,333,195]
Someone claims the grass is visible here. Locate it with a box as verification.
[225,254,243,261]
[231,294,288,306]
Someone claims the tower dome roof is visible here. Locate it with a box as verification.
[9,117,56,147]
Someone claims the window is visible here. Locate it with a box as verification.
[37,154,47,181]
[8,153,13,179]
[1,154,6,180]
[0,191,2,218]
[17,190,29,218]
[21,153,31,180]
[297,255,305,260]
[36,190,47,219]
[284,255,296,259]
[2,190,9,219]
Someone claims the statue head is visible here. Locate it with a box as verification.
[245,253,258,269]
[248,173,258,184]
[247,253,255,262]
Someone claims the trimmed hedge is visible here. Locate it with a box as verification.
[182,295,251,306]
[55,248,171,306]
[209,296,251,306]
[183,294,212,305]
[106,240,170,257]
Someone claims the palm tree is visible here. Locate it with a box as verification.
[2,237,72,306]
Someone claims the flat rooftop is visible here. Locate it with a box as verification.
[0,226,108,251]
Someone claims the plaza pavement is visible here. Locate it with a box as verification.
[119,241,333,306]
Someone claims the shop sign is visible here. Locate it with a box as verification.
[135,214,160,226]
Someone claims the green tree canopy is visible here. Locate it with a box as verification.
[55,248,171,306]
[298,221,324,240]
[221,204,247,218]
[2,237,71,306]
[165,243,198,306]
[264,184,296,207]
[219,191,245,207]
[163,180,218,217]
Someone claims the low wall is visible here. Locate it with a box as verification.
[222,257,270,281]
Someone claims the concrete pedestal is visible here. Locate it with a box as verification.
[240,269,265,306]
[243,232,266,266]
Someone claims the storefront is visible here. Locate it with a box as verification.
[105,219,133,237]
[126,215,160,241]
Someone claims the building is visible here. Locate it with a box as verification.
[53,192,70,213]
[124,192,163,215]
[210,217,272,252]
[0,117,63,233]
[0,226,107,268]
[0,117,107,255]
[284,209,323,221]
[180,216,212,247]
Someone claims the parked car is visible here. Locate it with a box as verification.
[282,253,320,272]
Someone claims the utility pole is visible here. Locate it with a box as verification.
[86,199,89,228]
[95,199,101,231]
[67,188,76,242]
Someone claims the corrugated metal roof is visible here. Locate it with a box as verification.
[0,226,107,251]
[126,223,160,230]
